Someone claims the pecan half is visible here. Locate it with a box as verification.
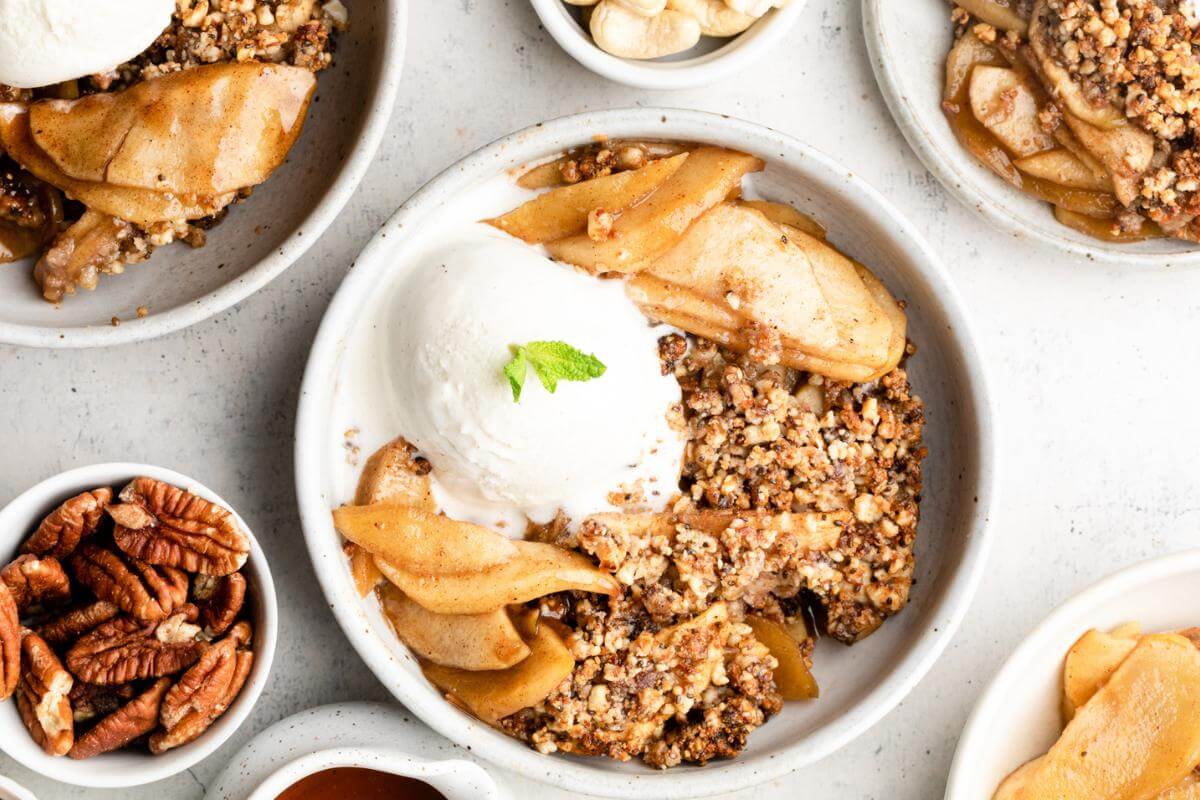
[2,555,72,612]
[16,631,74,756]
[150,621,253,754]
[69,681,136,724]
[0,582,19,701]
[68,678,171,759]
[69,543,188,622]
[21,488,112,558]
[65,611,203,686]
[110,478,249,576]
[37,601,120,648]
[193,572,246,636]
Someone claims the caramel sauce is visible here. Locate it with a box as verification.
[277,768,447,800]
[0,222,40,264]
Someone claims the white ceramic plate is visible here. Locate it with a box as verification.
[945,549,1200,799]
[294,107,997,799]
[529,0,806,90]
[863,0,1200,266]
[0,463,278,788]
[0,0,407,348]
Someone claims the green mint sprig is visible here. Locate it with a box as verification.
[503,341,607,402]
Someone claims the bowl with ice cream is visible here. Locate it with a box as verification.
[294,107,995,798]
[0,0,406,347]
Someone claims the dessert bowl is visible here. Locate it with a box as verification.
[945,549,1200,800]
[863,0,1200,266]
[0,462,278,788]
[0,0,407,348]
[295,107,996,798]
[0,777,36,800]
[530,0,807,90]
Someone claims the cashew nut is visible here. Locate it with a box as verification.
[563,0,599,5]
[589,1,701,59]
[667,0,755,36]
[723,0,786,17]
[613,0,668,15]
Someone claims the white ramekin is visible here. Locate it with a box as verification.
[0,776,36,800]
[530,0,807,90]
[294,107,997,799]
[0,463,278,788]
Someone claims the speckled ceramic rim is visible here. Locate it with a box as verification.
[0,776,36,800]
[528,0,807,90]
[0,0,407,349]
[944,548,1200,800]
[295,107,997,799]
[0,462,278,788]
[862,0,1200,267]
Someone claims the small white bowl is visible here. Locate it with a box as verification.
[530,0,807,90]
[863,0,1200,266]
[0,0,407,348]
[945,549,1200,800]
[295,107,997,798]
[0,462,278,788]
[0,776,36,800]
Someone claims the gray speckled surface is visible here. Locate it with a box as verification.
[4,0,1200,798]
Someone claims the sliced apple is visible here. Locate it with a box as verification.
[488,153,687,244]
[375,541,619,615]
[544,147,764,274]
[1061,110,1154,207]
[1061,627,1139,721]
[956,0,1028,33]
[995,634,1200,800]
[29,62,316,195]
[349,544,384,598]
[1028,1,1125,130]
[969,66,1056,158]
[1154,773,1200,799]
[746,616,819,701]
[354,438,434,509]
[738,199,827,239]
[945,28,1006,104]
[379,583,530,671]
[851,260,907,370]
[1053,205,1157,243]
[1014,149,1112,192]
[421,622,574,723]
[332,506,518,576]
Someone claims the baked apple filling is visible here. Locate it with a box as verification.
[333,141,926,769]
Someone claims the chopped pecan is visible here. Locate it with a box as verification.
[150,621,253,754]
[69,543,188,622]
[110,478,250,576]
[37,601,120,648]
[69,681,136,724]
[65,612,203,686]
[0,581,19,701]
[16,631,74,756]
[68,678,171,759]
[193,572,246,635]
[1,555,72,611]
[21,488,112,558]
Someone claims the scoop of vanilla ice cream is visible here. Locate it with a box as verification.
[384,225,684,533]
[0,0,174,89]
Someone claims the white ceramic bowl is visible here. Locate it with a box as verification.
[0,463,278,788]
[945,549,1200,800]
[863,0,1200,266]
[294,107,997,798]
[0,1,407,348]
[0,776,36,800]
[530,0,806,89]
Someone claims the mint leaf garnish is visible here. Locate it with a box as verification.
[502,340,607,403]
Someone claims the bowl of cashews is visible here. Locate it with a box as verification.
[529,0,808,89]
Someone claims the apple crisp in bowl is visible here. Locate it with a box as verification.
[297,108,994,798]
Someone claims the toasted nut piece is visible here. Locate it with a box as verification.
[37,601,120,648]
[193,573,246,636]
[150,622,253,754]
[66,613,203,685]
[159,633,242,730]
[111,478,250,576]
[68,681,136,724]
[2,555,72,611]
[70,543,188,623]
[589,2,701,60]
[667,0,755,35]
[68,678,170,759]
[16,631,74,756]
[0,582,19,701]
[21,488,112,558]
[353,437,434,508]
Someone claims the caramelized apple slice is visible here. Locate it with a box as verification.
[544,147,764,274]
[851,260,907,370]
[1061,627,1139,721]
[349,545,384,598]
[1014,150,1112,192]
[746,616,819,700]
[488,153,688,244]
[354,438,434,509]
[421,622,574,723]
[995,634,1200,800]
[1154,774,1200,799]
[1028,1,1125,130]
[0,105,233,227]
[945,29,1006,103]
[30,62,316,195]
[969,66,1056,158]
[332,506,518,576]
[1053,205,1159,243]
[738,199,827,239]
[1060,111,1154,207]
[379,584,530,671]
[955,0,1028,32]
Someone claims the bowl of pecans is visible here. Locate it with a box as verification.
[0,463,277,788]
